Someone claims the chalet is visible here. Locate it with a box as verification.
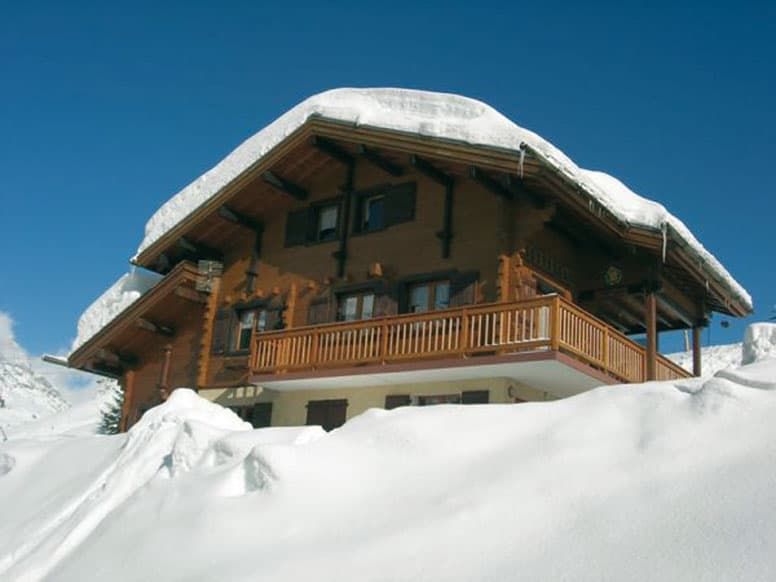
[67,89,752,431]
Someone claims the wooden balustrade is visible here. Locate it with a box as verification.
[251,295,690,384]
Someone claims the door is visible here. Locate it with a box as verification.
[306,399,348,431]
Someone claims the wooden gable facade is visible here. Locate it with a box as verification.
[68,117,749,431]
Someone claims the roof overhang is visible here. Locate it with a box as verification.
[133,117,751,319]
[68,261,204,374]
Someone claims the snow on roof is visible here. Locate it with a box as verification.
[71,268,163,354]
[134,88,750,310]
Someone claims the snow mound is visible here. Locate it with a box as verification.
[3,370,776,580]
[71,267,162,353]
[742,322,776,365]
[133,87,750,311]
[0,389,325,580]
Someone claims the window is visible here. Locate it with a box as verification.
[418,394,461,406]
[337,292,375,321]
[316,204,339,241]
[229,403,273,428]
[235,308,267,351]
[361,194,385,232]
[407,280,450,313]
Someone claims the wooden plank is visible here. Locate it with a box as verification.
[469,166,513,200]
[692,325,702,377]
[311,136,354,166]
[175,286,208,304]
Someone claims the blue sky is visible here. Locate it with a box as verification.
[0,0,773,358]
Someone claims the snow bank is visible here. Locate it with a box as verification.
[742,322,776,365]
[71,268,162,353]
[134,88,750,310]
[668,341,743,376]
[4,369,776,580]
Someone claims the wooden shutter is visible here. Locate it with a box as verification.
[265,307,283,331]
[384,183,416,227]
[306,399,348,431]
[307,293,332,325]
[373,288,398,317]
[251,402,273,428]
[461,390,489,404]
[211,308,233,354]
[285,209,310,247]
[385,394,411,410]
[450,271,479,307]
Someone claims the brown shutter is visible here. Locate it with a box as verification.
[265,307,283,331]
[385,394,411,410]
[306,399,348,431]
[211,308,233,354]
[307,293,332,325]
[384,183,416,227]
[450,271,479,307]
[251,402,273,428]
[373,287,398,317]
[285,209,310,247]
[461,390,489,404]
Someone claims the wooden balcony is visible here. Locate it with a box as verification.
[250,295,690,385]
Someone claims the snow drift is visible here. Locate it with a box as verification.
[3,362,776,580]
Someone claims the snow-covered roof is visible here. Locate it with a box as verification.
[71,268,163,354]
[133,88,750,310]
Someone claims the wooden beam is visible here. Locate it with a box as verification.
[692,326,703,377]
[311,136,354,166]
[436,179,455,258]
[217,205,262,231]
[469,166,513,200]
[135,317,175,337]
[645,291,657,380]
[336,160,356,278]
[656,293,694,328]
[410,155,452,186]
[245,225,264,295]
[356,145,403,176]
[197,275,221,389]
[175,286,208,304]
[96,348,138,369]
[261,171,309,201]
[176,237,222,260]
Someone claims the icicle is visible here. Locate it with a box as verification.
[661,222,668,263]
[518,145,526,179]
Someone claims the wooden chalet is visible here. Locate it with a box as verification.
[67,89,751,431]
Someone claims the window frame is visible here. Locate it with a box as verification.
[336,290,376,322]
[406,279,451,314]
[234,306,268,352]
[314,201,341,242]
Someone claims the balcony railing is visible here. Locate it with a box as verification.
[250,295,690,384]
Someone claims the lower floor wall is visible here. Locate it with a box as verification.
[198,377,559,431]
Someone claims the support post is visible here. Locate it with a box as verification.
[158,344,173,401]
[692,325,702,377]
[119,369,135,432]
[645,291,657,380]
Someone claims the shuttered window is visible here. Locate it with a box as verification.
[211,309,234,354]
[385,394,411,410]
[284,209,310,247]
[461,390,489,404]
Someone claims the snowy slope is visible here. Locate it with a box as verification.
[2,363,776,579]
[668,342,742,376]
[134,88,751,310]
[0,315,69,434]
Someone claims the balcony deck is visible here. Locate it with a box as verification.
[250,295,690,389]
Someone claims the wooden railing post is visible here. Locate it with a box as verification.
[550,296,561,351]
[460,309,470,356]
[310,330,320,370]
[602,326,610,373]
[380,321,389,363]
